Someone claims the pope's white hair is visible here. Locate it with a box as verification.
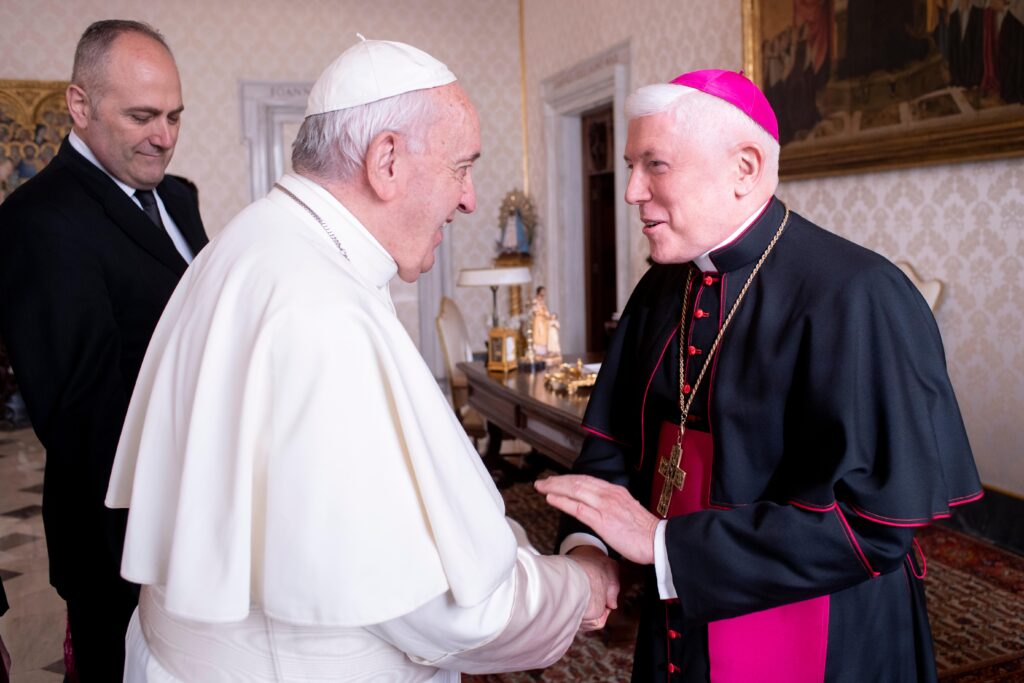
[291,87,438,183]
[625,83,780,173]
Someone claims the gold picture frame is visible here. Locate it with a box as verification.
[0,79,71,203]
[741,0,1024,180]
[0,79,71,415]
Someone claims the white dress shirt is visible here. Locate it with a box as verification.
[68,131,194,263]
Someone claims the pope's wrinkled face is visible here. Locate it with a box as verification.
[394,85,480,283]
[624,111,737,264]
[71,32,183,190]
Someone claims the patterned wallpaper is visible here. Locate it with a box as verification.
[2,0,1021,494]
[0,0,520,349]
[521,0,1024,495]
[780,160,1024,497]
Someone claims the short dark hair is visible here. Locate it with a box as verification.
[71,20,172,96]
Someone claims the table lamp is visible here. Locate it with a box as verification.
[457,266,531,372]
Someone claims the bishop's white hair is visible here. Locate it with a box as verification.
[291,87,438,183]
[625,83,780,173]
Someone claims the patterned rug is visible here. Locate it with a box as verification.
[918,525,1024,682]
[466,479,1024,683]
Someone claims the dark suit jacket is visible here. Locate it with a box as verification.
[0,137,208,598]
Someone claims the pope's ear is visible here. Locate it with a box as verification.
[733,141,765,198]
[66,84,91,129]
[364,131,400,201]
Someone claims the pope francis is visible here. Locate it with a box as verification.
[105,37,613,681]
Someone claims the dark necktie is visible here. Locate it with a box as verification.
[135,189,165,230]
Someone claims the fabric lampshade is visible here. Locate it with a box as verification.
[457,267,532,329]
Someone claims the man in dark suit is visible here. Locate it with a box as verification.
[0,20,207,680]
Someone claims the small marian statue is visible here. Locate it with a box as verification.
[531,286,561,359]
[547,314,561,358]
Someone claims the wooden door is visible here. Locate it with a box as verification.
[581,104,617,353]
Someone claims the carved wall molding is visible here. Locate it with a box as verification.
[240,81,311,201]
[541,42,631,353]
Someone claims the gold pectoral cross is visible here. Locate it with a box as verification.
[656,440,687,517]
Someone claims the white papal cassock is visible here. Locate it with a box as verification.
[106,172,589,681]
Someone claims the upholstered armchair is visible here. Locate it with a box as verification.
[436,296,487,446]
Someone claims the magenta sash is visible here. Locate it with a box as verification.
[652,421,828,683]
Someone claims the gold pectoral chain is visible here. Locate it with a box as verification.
[655,205,791,517]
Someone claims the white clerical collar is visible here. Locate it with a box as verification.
[276,173,398,291]
[69,130,140,199]
[693,199,771,273]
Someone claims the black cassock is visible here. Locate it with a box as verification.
[561,198,981,682]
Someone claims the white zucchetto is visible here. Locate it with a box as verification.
[305,34,457,117]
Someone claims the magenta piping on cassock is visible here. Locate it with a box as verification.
[950,490,985,506]
[832,504,881,577]
[701,272,728,509]
[789,499,835,513]
[791,488,984,528]
[581,424,628,445]
[909,538,927,579]
[850,489,984,527]
[682,280,732,511]
[851,505,951,527]
[636,322,682,472]
[790,499,879,577]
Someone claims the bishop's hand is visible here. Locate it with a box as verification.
[536,474,659,566]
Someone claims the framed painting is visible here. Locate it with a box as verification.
[742,0,1024,179]
[0,79,71,203]
[0,79,70,422]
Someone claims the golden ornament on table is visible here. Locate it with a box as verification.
[543,359,597,396]
[486,327,518,373]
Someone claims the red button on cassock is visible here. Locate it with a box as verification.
[694,309,707,318]
[703,275,714,285]
[687,345,701,356]
[668,663,680,674]
[682,384,691,394]
[668,629,681,639]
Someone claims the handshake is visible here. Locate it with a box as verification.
[535,474,662,632]
[566,545,620,631]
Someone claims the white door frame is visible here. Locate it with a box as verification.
[541,42,631,354]
[240,81,311,200]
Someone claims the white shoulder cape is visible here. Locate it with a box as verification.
[107,189,516,626]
